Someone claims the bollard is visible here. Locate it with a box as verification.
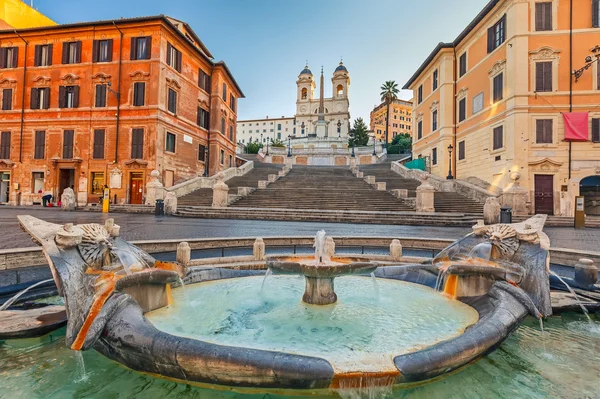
[155,199,164,216]
[500,206,512,224]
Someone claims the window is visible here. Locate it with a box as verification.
[536,119,553,143]
[417,120,423,140]
[166,132,176,153]
[131,128,144,158]
[458,140,465,160]
[432,70,438,91]
[59,85,79,108]
[222,83,227,101]
[198,69,211,92]
[493,73,503,103]
[493,126,503,150]
[0,47,18,68]
[472,92,484,114]
[220,149,225,164]
[459,53,467,77]
[90,172,105,195]
[432,110,438,131]
[131,36,152,60]
[133,82,145,106]
[31,88,50,109]
[197,107,209,129]
[62,130,74,159]
[62,41,81,64]
[221,117,226,135]
[432,148,437,165]
[417,85,423,104]
[535,2,552,31]
[594,0,600,28]
[592,118,600,142]
[34,44,52,66]
[1,89,12,110]
[167,88,177,114]
[33,172,44,193]
[487,15,506,53]
[0,132,10,159]
[301,87,307,99]
[93,39,113,63]
[198,144,206,161]
[229,126,234,141]
[34,131,45,159]
[535,62,552,92]
[230,94,236,111]
[166,43,182,72]
[458,98,466,122]
[93,129,105,159]
[95,84,107,107]
[229,155,233,167]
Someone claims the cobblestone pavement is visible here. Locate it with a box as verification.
[0,207,598,252]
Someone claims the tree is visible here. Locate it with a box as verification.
[348,117,370,147]
[246,142,262,154]
[271,139,286,148]
[388,133,412,154]
[380,80,399,147]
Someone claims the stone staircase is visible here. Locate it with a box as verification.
[177,162,283,207]
[359,164,484,214]
[230,166,414,212]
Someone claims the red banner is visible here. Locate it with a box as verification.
[563,112,589,141]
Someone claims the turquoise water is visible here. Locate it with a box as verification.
[146,276,479,373]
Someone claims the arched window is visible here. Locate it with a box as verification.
[337,84,344,97]
[301,88,307,99]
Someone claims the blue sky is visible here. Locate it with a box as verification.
[34,0,489,121]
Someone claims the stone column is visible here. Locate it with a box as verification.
[164,192,177,215]
[145,170,165,206]
[502,172,529,216]
[390,239,403,260]
[176,242,191,266]
[483,197,501,225]
[212,173,229,207]
[574,258,598,286]
[416,176,435,212]
[253,238,265,260]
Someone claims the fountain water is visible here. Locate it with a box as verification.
[74,351,88,382]
[260,269,272,294]
[370,272,380,299]
[314,230,327,264]
[550,271,593,323]
[0,278,55,311]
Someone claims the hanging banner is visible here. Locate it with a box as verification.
[563,112,589,141]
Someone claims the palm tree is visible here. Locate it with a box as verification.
[380,81,399,148]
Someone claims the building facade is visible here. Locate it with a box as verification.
[404,0,600,216]
[369,99,413,143]
[0,0,56,29]
[236,116,296,147]
[0,15,243,206]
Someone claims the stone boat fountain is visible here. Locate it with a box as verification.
[14,214,552,392]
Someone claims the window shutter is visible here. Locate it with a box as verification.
[544,62,552,91]
[130,38,137,60]
[544,3,552,30]
[487,26,494,53]
[176,50,182,72]
[107,39,113,62]
[535,3,543,31]
[11,47,18,68]
[92,40,99,63]
[58,86,66,108]
[30,88,38,109]
[198,69,202,86]
[594,0,600,27]
[166,43,172,64]
[0,48,6,68]
[131,128,144,158]
[63,130,74,159]
[145,36,152,59]
[73,86,80,108]
[93,130,105,159]
[62,42,68,64]
[75,41,82,63]
[536,63,544,91]
[47,44,53,65]
[545,119,553,142]
[197,107,201,126]
[95,85,102,107]
[592,119,600,142]
[35,131,45,159]
[0,132,10,159]
[43,88,50,109]
[139,82,145,105]
[34,45,41,66]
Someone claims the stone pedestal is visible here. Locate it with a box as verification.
[268,174,277,183]
[253,238,265,260]
[365,176,376,184]
[164,192,177,215]
[574,258,598,286]
[212,174,229,207]
[278,170,286,177]
[483,197,501,225]
[145,170,165,206]
[390,239,403,260]
[391,189,408,199]
[376,182,386,191]
[60,187,77,211]
[303,277,336,305]
[350,158,357,168]
[258,180,269,189]
[176,242,191,266]
[502,172,528,216]
[357,171,364,178]
[416,177,435,213]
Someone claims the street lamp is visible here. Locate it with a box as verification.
[372,136,377,156]
[266,137,270,156]
[337,120,341,138]
[447,144,454,180]
[573,45,600,82]
[203,146,209,177]
[287,135,292,157]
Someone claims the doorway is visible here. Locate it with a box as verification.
[58,169,75,198]
[534,174,554,215]
[129,172,144,204]
[0,171,10,203]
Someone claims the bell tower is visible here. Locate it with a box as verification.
[296,64,315,102]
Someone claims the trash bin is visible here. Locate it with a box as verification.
[500,206,512,224]
[155,199,164,216]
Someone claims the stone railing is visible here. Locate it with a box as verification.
[391,161,500,204]
[165,161,254,198]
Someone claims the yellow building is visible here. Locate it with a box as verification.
[0,0,55,29]
[369,99,413,143]
[404,0,600,217]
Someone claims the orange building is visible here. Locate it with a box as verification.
[0,15,243,206]
[369,99,413,143]
[404,0,600,216]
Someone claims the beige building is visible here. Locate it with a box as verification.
[369,99,413,143]
[236,116,296,147]
[404,0,600,216]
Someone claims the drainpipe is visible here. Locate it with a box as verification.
[14,30,28,163]
[204,64,214,177]
[568,0,573,180]
[452,45,458,179]
[113,22,123,164]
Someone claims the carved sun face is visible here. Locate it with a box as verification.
[77,224,116,270]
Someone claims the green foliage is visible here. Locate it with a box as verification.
[380,81,399,104]
[348,117,370,147]
[246,142,262,154]
[391,133,412,151]
[271,139,286,148]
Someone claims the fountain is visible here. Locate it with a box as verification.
[8,214,557,393]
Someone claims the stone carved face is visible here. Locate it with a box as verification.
[77,224,118,270]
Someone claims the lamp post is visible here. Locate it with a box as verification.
[287,135,292,157]
[266,137,270,156]
[372,136,377,156]
[573,45,600,82]
[203,146,209,177]
[337,120,341,138]
[447,144,454,180]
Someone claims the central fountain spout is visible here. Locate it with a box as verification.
[267,231,378,305]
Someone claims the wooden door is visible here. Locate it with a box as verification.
[59,169,74,197]
[534,175,554,215]
[130,173,144,204]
